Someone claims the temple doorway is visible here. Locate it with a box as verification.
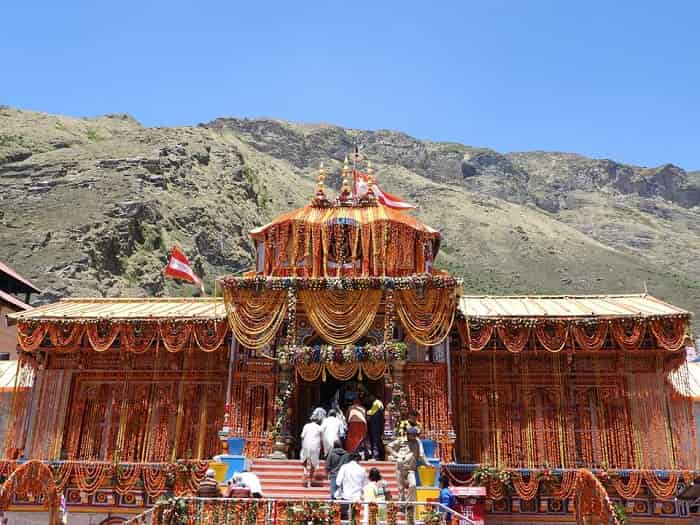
[292,373,385,457]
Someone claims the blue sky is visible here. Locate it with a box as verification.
[2,1,698,169]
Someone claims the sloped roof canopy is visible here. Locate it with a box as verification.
[7,297,226,324]
[459,294,690,320]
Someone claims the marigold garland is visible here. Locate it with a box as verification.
[610,320,647,351]
[572,323,608,351]
[143,465,167,498]
[73,462,112,495]
[650,318,687,352]
[115,463,142,496]
[299,289,382,345]
[17,319,230,353]
[395,288,458,346]
[192,320,229,352]
[643,470,679,499]
[534,322,569,353]
[159,322,192,353]
[496,323,530,353]
[512,472,540,500]
[16,322,48,352]
[611,471,642,500]
[460,321,493,351]
[223,288,287,349]
[47,323,84,351]
[86,321,122,352]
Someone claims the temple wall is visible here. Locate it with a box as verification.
[18,347,229,462]
[450,350,697,469]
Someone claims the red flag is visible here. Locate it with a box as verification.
[354,171,416,210]
[164,246,204,292]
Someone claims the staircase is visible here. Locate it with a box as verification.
[251,458,400,500]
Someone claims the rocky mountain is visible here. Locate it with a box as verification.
[1,107,699,331]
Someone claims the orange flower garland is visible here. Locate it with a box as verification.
[462,321,494,351]
[122,322,158,354]
[223,288,287,349]
[534,322,569,352]
[643,470,679,499]
[299,289,382,345]
[496,323,530,353]
[16,321,48,351]
[513,472,540,500]
[193,320,229,352]
[143,465,167,498]
[572,323,608,351]
[159,322,192,353]
[650,318,687,352]
[115,463,142,496]
[47,323,84,351]
[74,462,112,495]
[395,288,458,346]
[611,471,642,500]
[85,321,121,352]
[552,470,579,499]
[610,320,646,351]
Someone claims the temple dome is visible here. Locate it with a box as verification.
[249,201,441,277]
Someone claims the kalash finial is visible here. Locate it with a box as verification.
[366,160,376,199]
[312,162,330,206]
[339,155,352,203]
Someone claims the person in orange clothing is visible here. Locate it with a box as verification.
[345,395,367,454]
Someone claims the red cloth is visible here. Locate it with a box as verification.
[164,246,204,291]
[345,420,367,453]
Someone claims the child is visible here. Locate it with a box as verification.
[363,467,388,523]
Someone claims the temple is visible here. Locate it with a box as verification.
[1,158,697,524]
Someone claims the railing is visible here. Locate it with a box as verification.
[123,496,477,525]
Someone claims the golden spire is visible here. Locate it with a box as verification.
[316,162,326,195]
[340,155,352,202]
[312,162,329,206]
[366,160,376,198]
[366,160,375,185]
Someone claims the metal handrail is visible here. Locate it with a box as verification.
[124,496,478,525]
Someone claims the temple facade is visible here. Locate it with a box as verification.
[1,159,697,524]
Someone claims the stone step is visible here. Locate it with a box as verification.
[251,458,402,500]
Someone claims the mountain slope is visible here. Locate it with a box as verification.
[1,107,698,331]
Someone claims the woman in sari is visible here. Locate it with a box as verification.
[345,396,367,454]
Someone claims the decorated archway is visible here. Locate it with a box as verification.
[574,469,623,525]
[0,460,61,524]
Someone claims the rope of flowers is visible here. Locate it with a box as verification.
[278,341,407,366]
[219,274,462,291]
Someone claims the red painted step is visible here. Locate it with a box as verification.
[251,458,401,500]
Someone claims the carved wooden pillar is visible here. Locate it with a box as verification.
[387,359,408,436]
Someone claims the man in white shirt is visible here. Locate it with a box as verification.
[230,472,263,498]
[334,452,368,502]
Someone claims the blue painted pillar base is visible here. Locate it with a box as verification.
[214,454,249,481]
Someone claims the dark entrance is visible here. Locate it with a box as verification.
[292,372,385,457]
